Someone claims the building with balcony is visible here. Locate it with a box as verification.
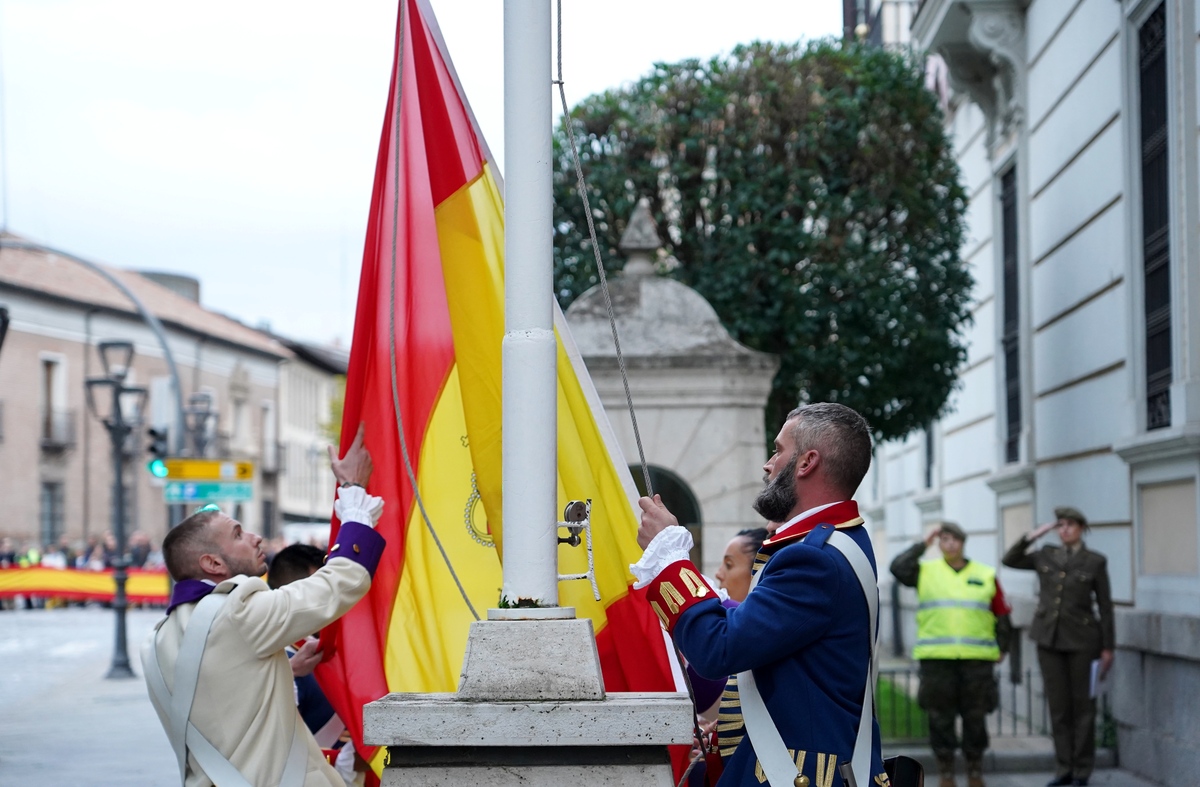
[0,236,292,549]
[275,338,348,544]
[857,1,1200,781]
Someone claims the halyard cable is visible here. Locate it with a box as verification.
[387,3,480,622]
[555,7,704,786]
[553,0,654,500]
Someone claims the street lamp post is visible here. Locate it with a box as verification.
[185,391,216,457]
[0,306,10,358]
[85,340,148,680]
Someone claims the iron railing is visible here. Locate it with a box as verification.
[876,666,1116,748]
[39,408,77,451]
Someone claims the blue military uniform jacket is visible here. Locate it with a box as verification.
[647,501,888,786]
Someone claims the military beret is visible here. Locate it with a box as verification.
[1054,506,1088,528]
[938,521,966,542]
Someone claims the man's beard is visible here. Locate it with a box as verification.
[753,451,799,523]
[222,551,262,578]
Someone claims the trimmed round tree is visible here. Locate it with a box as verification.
[553,40,971,442]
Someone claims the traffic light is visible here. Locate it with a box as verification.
[147,427,169,478]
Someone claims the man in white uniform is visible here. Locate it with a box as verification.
[142,425,384,787]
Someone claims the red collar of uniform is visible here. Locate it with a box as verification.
[761,500,863,550]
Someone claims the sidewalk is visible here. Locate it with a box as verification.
[888,736,1159,787]
[0,607,1164,786]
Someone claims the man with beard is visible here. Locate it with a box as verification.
[141,425,385,787]
[634,403,888,787]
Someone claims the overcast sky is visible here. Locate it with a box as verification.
[0,0,841,346]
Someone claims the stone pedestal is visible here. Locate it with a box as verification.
[363,617,694,786]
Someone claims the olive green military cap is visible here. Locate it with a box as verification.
[1054,506,1088,528]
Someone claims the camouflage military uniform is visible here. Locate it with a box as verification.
[891,540,1012,785]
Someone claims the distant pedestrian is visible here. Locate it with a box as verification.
[1003,507,1114,787]
[129,531,152,568]
[891,522,1012,787]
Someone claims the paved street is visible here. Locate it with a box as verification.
[0,606,176,786]
[0,607,1164,786]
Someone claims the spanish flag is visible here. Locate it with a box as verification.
[316,0,681,773]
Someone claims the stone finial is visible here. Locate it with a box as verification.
[618,198,661,277]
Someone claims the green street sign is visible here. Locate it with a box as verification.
[164,481,254,503]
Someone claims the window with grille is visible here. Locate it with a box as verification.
[1000,166,1021,463]
[923,424,935,489]
[40,482,64,546]
[1139,3,1171,430]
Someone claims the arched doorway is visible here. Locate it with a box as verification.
[630,464,703,567]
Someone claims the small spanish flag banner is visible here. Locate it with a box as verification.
[315,0,683,777]
[0,567,169,604]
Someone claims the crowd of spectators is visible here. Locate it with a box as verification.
[0,531,164,572]
[0,531,165,610]
[0,531,329,611]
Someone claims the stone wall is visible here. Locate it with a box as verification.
[1111,609,1200,783]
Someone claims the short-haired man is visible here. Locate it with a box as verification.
[890,523,1012,787]
[268,543,329,590]
[635,403,887,787]
[142,425,384,787]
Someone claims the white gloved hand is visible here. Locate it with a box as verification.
[334,485,385,528]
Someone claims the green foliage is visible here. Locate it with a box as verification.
[323,375,346,445]
[875,676,929,741]
[497,595,546,609]
[553,40,971,441]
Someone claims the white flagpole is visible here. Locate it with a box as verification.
[500,0,564,612]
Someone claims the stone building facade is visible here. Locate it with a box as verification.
[0,238,292,548]
[861,1,1200,781]
[275,339,348,541]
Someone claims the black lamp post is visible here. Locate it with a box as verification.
[0,306,10,358]
[85,340,148,680]
[185,391,216,457]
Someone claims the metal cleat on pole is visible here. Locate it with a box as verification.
[556,499,600,601]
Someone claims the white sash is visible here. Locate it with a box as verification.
[737,529,878,787]
[145,592,309,787]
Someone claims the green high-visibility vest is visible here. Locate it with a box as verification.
[913,558,999,661]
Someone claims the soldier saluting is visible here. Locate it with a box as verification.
[1003,506,1115,787]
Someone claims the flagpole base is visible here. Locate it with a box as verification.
[364,618,694,785]
[364,693,693,787]
[487,606,576,621]
[457,617,602,700]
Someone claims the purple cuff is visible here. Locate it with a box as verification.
[689,665,727,711]
[326,521,385,578]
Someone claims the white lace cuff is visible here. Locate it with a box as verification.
[629,525,695,589]
[334,486,384,527]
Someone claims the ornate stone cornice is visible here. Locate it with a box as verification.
[967,4,1026,136]
[1114,426,1200,467]
[986,461,1034,494]
[920,0,1026,154]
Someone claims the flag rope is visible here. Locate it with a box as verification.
[386,2,480,622]
[555,8,702,786]
[552,0,654,501]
